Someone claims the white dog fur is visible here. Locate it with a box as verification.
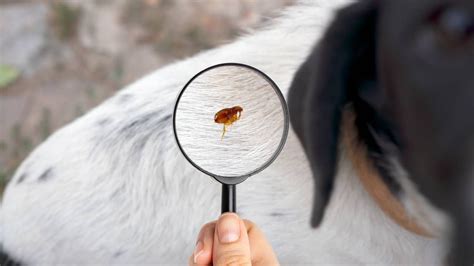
[1,0,448,264]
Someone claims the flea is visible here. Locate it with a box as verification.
[214,106,243,139]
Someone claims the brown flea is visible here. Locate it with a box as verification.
[214,106,243,139]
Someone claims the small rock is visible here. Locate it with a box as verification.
[0,3,48,75]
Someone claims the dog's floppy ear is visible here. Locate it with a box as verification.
[288,1,377,227]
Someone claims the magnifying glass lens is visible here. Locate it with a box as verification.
[173,63,289,213]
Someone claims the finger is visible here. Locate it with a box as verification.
[213,213,252,266]
[243,219,280,266]
[189,222,216,266]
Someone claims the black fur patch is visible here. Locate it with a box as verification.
[16,173,28,184]
[38,168,53,182]
[113,250,124,258]
[116,94,133,104]
[269,212,285,217]
[96,118,112,127]
[119,112,170,138]
[0,249,22,266]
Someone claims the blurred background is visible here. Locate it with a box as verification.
[0,0,294,192]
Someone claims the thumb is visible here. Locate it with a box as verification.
[213,213,251,266]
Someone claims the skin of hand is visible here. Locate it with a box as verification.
[189,213,280,266]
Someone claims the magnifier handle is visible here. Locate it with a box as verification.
[221,184,236,213]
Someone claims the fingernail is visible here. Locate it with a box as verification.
[193,240,203,263]
[217,213,241,243]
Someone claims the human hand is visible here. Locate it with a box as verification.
[189,213,280,266]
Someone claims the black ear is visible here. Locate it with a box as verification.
[288,1,378,227]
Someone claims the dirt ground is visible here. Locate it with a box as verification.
[0,0,293,191]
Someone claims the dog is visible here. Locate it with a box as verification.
[289,0,474,264]
[1,0,472,264]
[289,1,474,265]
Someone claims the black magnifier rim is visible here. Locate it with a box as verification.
[172,62,290,185]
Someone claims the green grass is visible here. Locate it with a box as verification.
[0,64,20,89]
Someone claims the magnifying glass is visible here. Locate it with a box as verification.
[173,63,289,214]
